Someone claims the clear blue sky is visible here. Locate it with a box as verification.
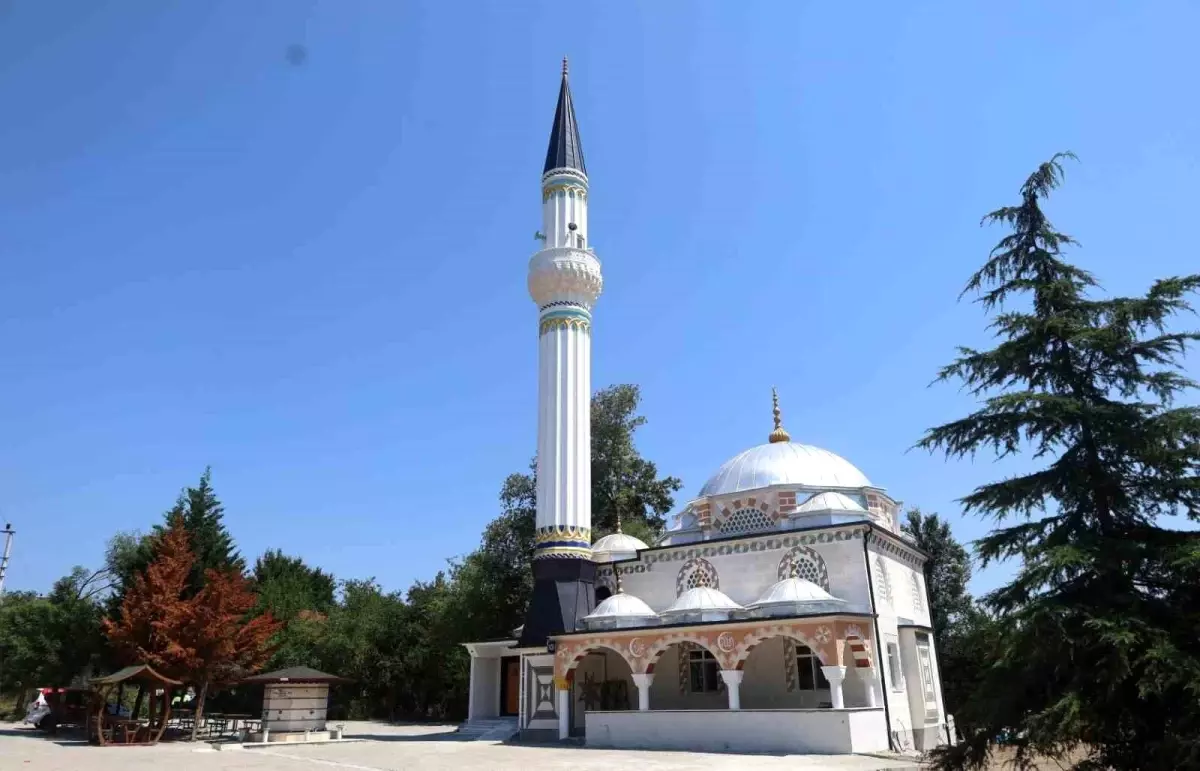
[2,1,1198,597]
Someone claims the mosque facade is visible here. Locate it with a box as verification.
[462,62,948,756]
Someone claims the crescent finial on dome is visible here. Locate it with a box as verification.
[769,387,791,444]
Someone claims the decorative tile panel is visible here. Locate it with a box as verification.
[528,666,557,720]
[644,527,865,567]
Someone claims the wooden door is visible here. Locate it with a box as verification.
[501,658,520,716]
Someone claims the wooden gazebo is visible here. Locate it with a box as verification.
[89,664,182,746]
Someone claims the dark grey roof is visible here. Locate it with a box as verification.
[240,666,348,684]
[543,62,586,175]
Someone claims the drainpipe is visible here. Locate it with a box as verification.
[863,529,896,752]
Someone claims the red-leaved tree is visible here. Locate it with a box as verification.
[103,516,280,740]
[103,516,195,676]
[179,567,280,740]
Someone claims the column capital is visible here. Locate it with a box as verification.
[719,669,745,687]
[820,665,847,683]
[631,673,655,689]
[821,665,847,710]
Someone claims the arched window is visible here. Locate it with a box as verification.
[911,572,925,613]
[777,545,830,589]
[676,558,720,596]
[595,586,612,604]
[875,556,894,608]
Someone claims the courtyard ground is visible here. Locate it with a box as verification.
[0,720,919,770]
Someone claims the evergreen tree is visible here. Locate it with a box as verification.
[918,154,1200,770]
[590,384,683,536]
[902,509,974,642]
[253,549,335,622]
[165,468,244,592]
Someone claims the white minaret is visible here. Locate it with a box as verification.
[526,58,602,561]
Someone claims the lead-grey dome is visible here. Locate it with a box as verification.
[699,442,871,497]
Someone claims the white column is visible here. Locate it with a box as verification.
[821,666,847,709]
[631,673,654,711]
[466,652,477,721]
[720,670,744,711]
[532,310,595,556]
[865,669,882,708]
[557,688,570,740]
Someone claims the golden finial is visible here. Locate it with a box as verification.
[615,511,623,534]
[614,567,624,594]
[769,387,791,444]
[562,57,569,76]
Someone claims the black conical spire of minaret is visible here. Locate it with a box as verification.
[543,58,586,175]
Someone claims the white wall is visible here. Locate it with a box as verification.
[615,527,873,613]
[263,684,329,733]
[585,708,888,754]
[869,541,942,748]
[469,657,500,720]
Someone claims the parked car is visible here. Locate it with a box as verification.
[26,687,91,731]
[22,692,51,728]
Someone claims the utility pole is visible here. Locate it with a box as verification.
[0,523,14,595]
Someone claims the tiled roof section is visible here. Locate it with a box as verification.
[543,65,586,174]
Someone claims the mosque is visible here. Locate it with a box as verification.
[462,61,948,756]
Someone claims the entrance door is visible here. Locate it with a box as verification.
[500,657,520,716]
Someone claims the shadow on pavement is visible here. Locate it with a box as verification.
[343,729,472,742]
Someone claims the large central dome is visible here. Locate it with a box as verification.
[698,441,872,497]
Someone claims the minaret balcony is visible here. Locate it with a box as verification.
[528,246,603,309]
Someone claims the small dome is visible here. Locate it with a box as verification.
[582,591,659,630]
[591,532,649,563]
[794,491,867,515]
[749,577,849,617]
[699,442,872,497]
[753,577,836,604]
[661,587,743,621]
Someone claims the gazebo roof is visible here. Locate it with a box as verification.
[240,666,348,684]
[91,664,182,687]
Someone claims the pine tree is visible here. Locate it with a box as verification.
[163,468,244,594]
[919,154,1200,770]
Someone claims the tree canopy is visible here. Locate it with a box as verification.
[919,154,1200,770]
[6,383,681,724]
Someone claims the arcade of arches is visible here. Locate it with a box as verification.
[554,615,882,722]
